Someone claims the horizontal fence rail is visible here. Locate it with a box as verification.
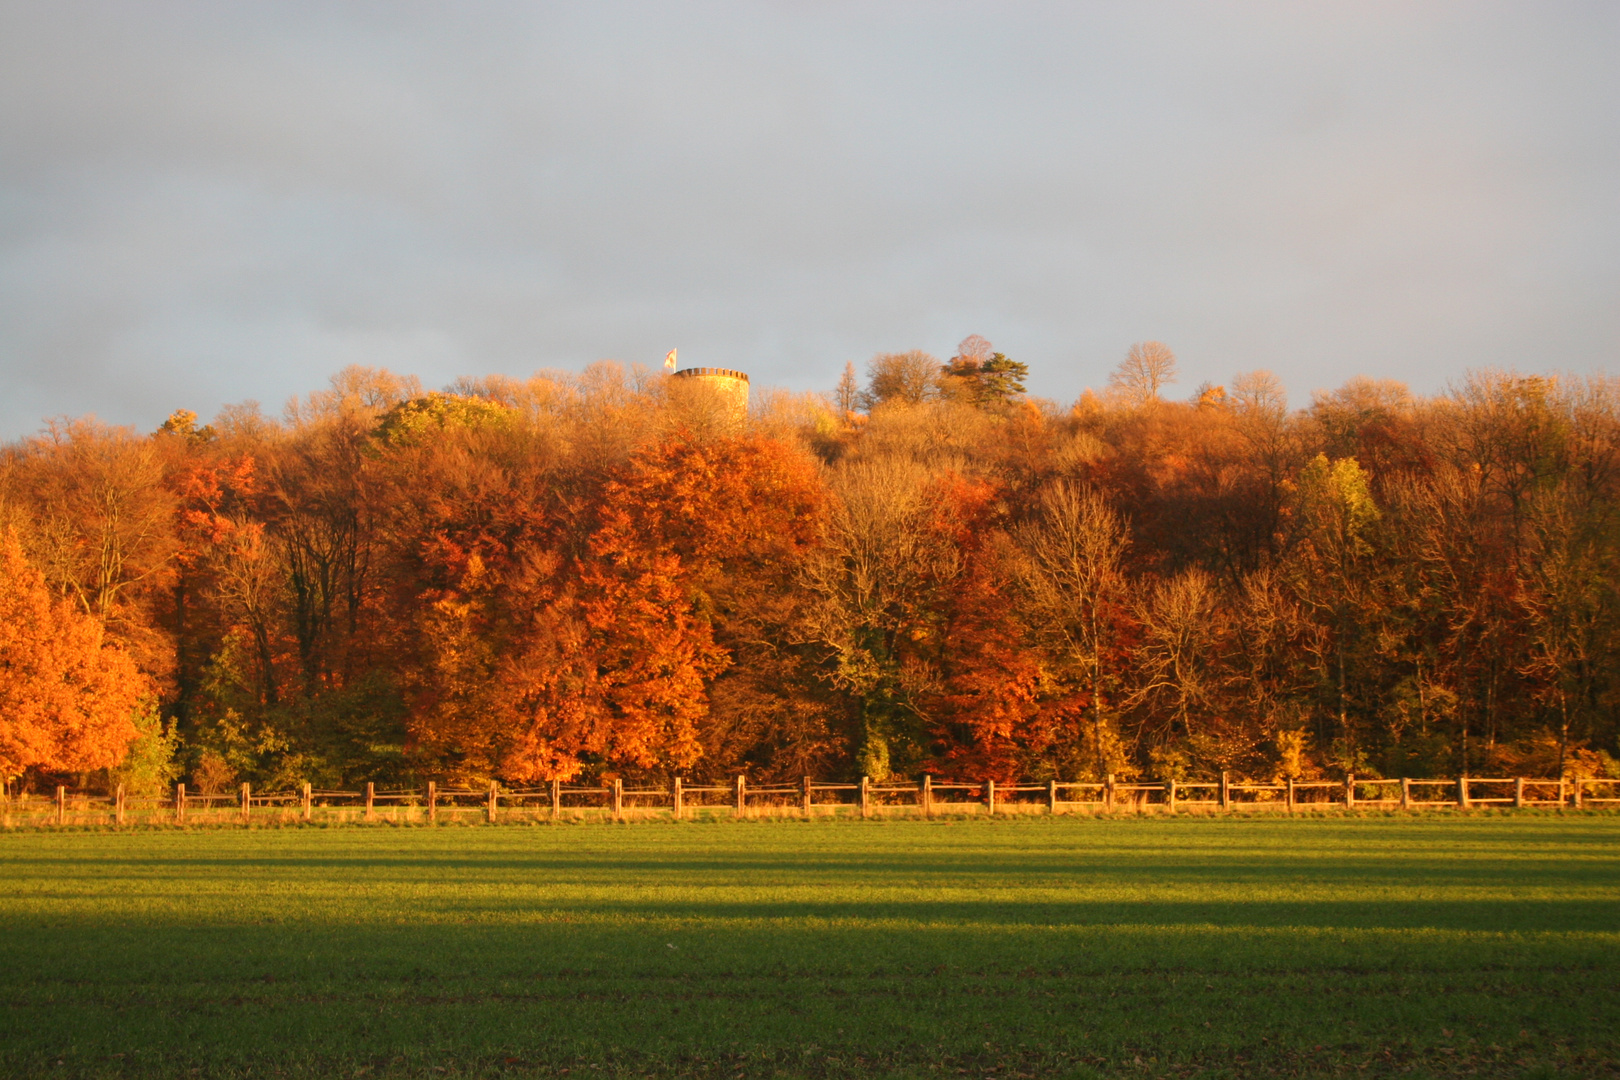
[2,772,1617,828]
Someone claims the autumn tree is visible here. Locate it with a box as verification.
[835,362,860,416]
[578,433,823,774]
[1127,569,1229,775]
[1285,455,1386,767]
[919,476,1044,782]
[0,533,149,781]
[3,419,178,676]
[1109,341,1178,405]
[1011,481,1132,778]
[1226,369,1298,568]
[1226,568,1320,777]
[861,351,942,409]
[801,454,959,779]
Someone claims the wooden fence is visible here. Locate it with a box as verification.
[2,772,1618,827]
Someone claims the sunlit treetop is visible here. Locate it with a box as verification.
[371,392,514,447]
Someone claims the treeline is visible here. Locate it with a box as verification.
[2,338,1618,796]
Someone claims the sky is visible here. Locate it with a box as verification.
[1,1,1617,438]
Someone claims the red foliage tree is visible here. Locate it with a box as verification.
[919,475,1044,781]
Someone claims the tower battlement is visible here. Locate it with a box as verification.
[672,367,750,383]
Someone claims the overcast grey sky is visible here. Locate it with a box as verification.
[1,1,1616,437]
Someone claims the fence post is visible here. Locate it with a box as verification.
[1047,778,1058,814]
[1457,775,1470,811]
[55,785,65,826]
[241,782,251,826]
[1105,773,1115,812]
[859,775,870,819]
[734,775,746,817]
[1557,775,1566,809]
[301,782,313,823]
[803,775,813,818]
[921,774,932,818]
[365,782,375,821]
[488,780,499,824]
[1219,770,1230,810]
[1514,777,1524,809]
[986,779,996,816]
[1165,778,1176,813]
[612,778,623,821]
[550,778,560,820]
[1574,777,1585,810]
[1345,772,1355,811]
[1400,776,1411,811]
[115,784,125,827]
[176,783,186,825]
[673,776,683,819]
[427,781,437,824]
[1285,777,1295,814]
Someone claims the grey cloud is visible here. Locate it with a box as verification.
[1,1,1616,437]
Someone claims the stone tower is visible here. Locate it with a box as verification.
[671,366,750,424]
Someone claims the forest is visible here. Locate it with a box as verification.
[2,337,1617,796]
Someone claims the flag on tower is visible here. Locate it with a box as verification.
[664,349,677,371]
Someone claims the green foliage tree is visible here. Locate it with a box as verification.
[942,335,1029,407]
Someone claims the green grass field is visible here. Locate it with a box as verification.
[0,814,1616,1079]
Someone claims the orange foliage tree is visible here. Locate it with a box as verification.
[0,533,149,780]
[400,430,823,783]
[576,433,823,775]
